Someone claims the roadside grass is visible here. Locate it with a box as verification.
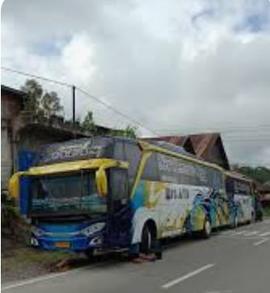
[11,247,70,264]
[1,202,82,283]
[2,245,75,283]
[263,206,270,217]
[2,246,73,269]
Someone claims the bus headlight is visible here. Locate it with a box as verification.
[81,222,106,237]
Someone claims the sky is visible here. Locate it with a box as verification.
[1,0,270,167]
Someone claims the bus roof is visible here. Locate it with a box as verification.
[225,171,253,183]
[36,135,225,173]
[139,140,224,172]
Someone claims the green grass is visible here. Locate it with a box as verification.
[2,246,73,273]
[263,206,270,217]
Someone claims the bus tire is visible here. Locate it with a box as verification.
[140,223,155,254]
[200,218,211,239]
[231,216,238,229]
[85,248,95,261]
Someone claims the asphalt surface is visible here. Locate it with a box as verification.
[3,220,270,293]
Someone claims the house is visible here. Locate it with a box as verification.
[1,85,114,192]
[144,132,230,170]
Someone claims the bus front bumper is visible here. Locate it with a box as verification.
[31,234,104,252]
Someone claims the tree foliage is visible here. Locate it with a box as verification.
[81,111,97,134]
[21,79,63,117]
[21,79,43,114]
[40,91,63,117]
[233,166,270,184]
[110,125,137,138]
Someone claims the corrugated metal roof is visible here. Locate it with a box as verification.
[1,84,26,97]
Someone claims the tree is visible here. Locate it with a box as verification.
[40,91,63,118]
[81,111,97,133]
[110,125,137,138]
[123,125,137,138]
[21,79,63,117]
[21,79,43,114]
[233,165,270,184]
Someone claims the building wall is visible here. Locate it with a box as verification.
[1,92,22,190]
[1,92,22,120]
[1,122,12,190]
[17,126,76,154]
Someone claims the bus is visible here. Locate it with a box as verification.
[9,136,234,256]
[225,171,255,226]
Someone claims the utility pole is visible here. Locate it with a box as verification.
[72,85,76,125]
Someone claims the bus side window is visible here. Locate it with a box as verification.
[226,178,234,197]
[113,141,125,161]
[142,153,159,181]
[110,168,128,211]
[123,142,141,180]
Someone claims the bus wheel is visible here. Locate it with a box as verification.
[85,249,95,261]
[231,216,238,229]
[200,218,211,239]
[140,224,155,254]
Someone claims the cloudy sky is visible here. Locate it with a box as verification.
[1,0,270,167]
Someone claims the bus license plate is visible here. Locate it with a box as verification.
[55,242,70,248]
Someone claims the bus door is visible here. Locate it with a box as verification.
[107,168,132,248]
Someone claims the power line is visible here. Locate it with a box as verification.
[224,137,270,141]
[155,123,270,130]
[155,124,270,133]
[1,66,72,88]
[1,66,158,135]
[76,87,159,135]
[2,66,268,137]
[155,127,270,137]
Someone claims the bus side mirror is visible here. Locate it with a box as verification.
[8,173,21,198]
[96,167,108,197]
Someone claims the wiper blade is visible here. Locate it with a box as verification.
[30,211,93,218]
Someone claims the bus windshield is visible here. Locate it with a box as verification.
[30,171,107,216]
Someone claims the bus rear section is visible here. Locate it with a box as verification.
[129,140,230,253]
[225,172,254,226]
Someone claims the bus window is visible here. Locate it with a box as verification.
[124,143,141,179]
[210,169,224,191]
[113,141,125,161]
[142,153,160,181]
[110,168,128,211]
[225,177,234,197]
[234,180,251,195]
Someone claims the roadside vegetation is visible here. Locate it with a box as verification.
[21,78,138,138]
[1,193,75,283]
[234,166,270,184]
[263,206,270,217]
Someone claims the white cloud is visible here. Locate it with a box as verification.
[1,0,270,166]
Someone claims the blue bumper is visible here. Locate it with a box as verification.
[31,222,105,252]
[32,234,104,252]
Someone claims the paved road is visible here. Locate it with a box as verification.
[3,220,270,293]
